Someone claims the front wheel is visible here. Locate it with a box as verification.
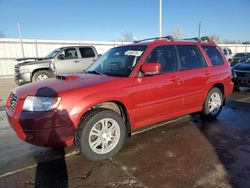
[202,87,223,120]
[77,109,126,161]
[32,70,54,82]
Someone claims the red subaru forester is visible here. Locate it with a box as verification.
[6,37,233,161]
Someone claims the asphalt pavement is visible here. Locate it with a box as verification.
[1,78,250,187]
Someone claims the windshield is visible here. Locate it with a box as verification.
[85,45,147,77]
[246,58,250,63]
[45,48,62,59]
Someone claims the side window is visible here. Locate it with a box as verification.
[60,48,78,60]
[177,45,206,70]
[202,46,224,66]
[79,47,95,58]
[228,49,232,54]
[145,45,177,73]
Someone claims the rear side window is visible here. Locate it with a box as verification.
[202,46,224,66]
[177,45,206,70]
[79,47,95,58]
[145,45,178,73]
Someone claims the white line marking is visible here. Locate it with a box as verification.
[132,115,189,136]
[0,150,78,179]
[237,96,250,102]
[0,164,37,178]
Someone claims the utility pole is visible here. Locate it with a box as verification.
[159,0,163,37]
[198,21,201,38]
[17,23,25,58]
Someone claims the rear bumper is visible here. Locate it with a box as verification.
[6,107,75,147]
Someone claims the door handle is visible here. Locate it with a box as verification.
[74,60,79,63]
[205,70,212,76]
[170,76,182,85]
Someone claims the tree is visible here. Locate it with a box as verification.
[209,34,220,43]
[0,32,4,38]
[170,27,184,39]
[119,33,135,42]
[201,36,211,42]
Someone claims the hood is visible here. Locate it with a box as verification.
[13,74,118,99]
[16,59,51,67]
[233,62,250,71]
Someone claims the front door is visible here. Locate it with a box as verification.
[54,47,81,74]
[129,45,183,129]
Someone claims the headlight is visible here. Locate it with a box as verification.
[19,66,29,74]
[231,68,237,78]
[23,96,61,111]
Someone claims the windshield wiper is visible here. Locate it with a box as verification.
[85,70,105,75]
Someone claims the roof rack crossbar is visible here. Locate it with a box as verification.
[134,36,174,43]
[182,37,201,42]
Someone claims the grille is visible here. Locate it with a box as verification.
[235,71,250,78]
[10,94,18,112]
[14,65,20,74]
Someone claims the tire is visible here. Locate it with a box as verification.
[233,86,240,91]
[202,87,223,120]
[32,70,54,82]
[76,108,126,161]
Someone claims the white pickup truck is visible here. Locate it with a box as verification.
[14,46,99,85]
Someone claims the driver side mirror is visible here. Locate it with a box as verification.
[57,54,65,60]
[141,63,161,75]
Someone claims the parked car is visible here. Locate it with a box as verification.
[6,37,233,161]
[14,46,98,85]
[232,58,250,90]
[231,52,250,66]
[221,47,233,64]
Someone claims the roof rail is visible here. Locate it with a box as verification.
[182,37,201,42]
[134,36,174,43]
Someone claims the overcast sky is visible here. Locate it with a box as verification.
[0,0,249,41]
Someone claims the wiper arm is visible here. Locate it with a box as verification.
[85,70,105,75]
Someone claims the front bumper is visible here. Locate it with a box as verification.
[233,77,250,88]
[6,101,75,147]
[14,72,32,85]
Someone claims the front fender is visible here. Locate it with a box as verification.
[69,89,134,128]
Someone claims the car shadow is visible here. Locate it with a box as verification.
[192,100,250,187]
[18,87,75,188]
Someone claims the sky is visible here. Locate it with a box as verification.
[0,0,249,42]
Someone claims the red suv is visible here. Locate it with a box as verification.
[6,37,233,161]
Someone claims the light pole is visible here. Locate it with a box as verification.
[198,21,201,38]
[17,23,25,58]
[159,0,163,37]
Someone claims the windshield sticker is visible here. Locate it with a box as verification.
[125,50,143,57]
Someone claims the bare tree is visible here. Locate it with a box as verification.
[170,27,184,39]
[209,34,220,43]
[0,31,4,38]
[119,33,135,42]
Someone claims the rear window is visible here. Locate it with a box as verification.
[223,49,228,55]
[202,46,224,66]
[177,45,206,70]
[79,47,95,58]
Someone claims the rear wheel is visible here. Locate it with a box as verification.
[202,87,223,120]
[77,109,126,161]
[32,70,54,82]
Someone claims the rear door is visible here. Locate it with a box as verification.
[176,45,210,111]
[78,47,98,71]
